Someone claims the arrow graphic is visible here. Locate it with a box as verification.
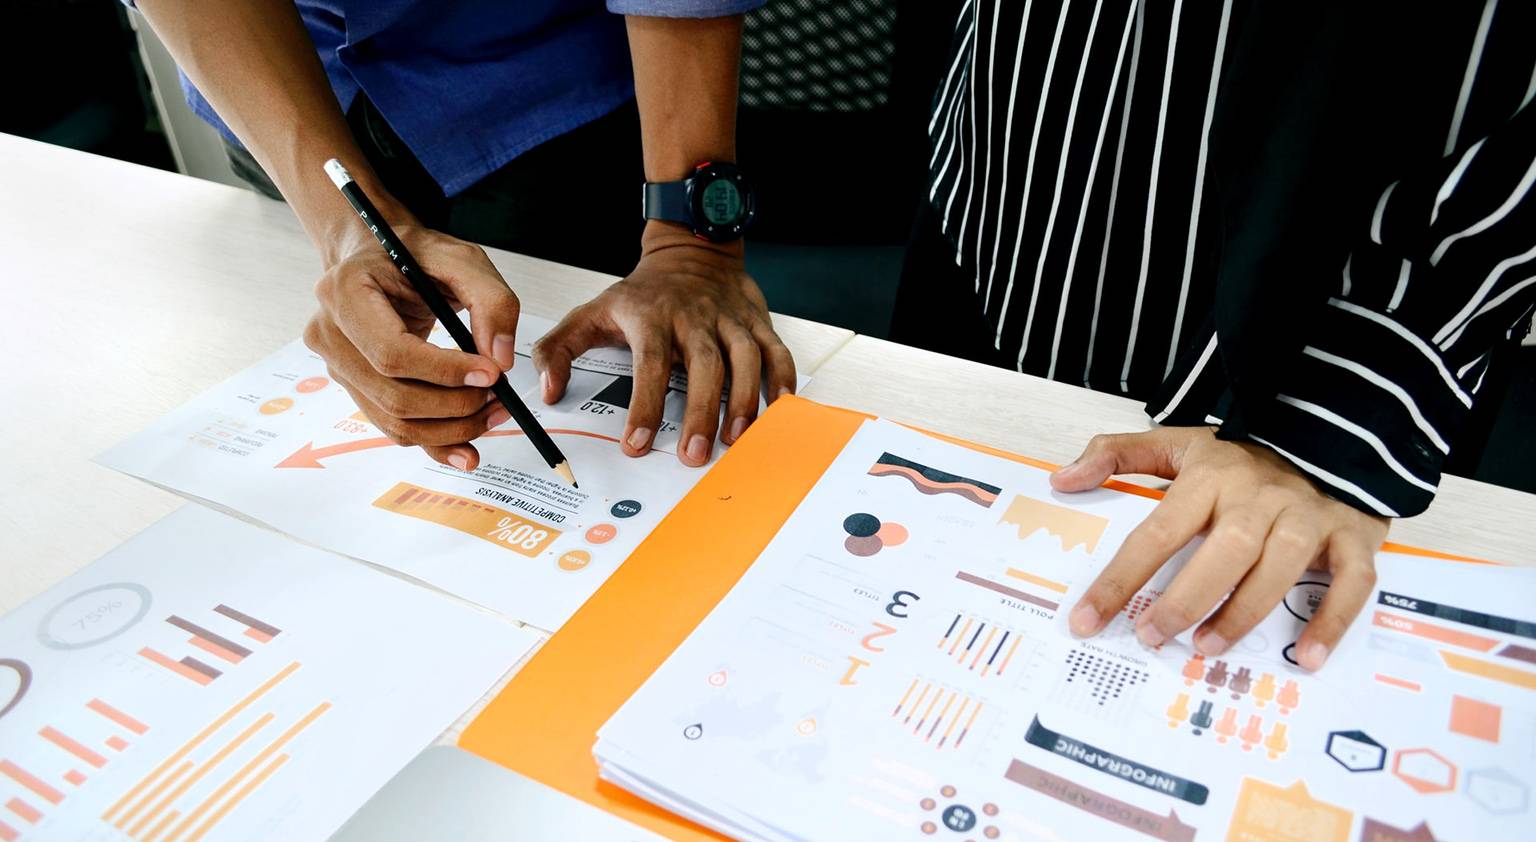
[276,428,625,468]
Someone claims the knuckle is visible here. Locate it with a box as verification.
[1267,524,1314,555]
[1135,517,1179,549]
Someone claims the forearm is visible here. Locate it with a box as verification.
[625,14,743,255]
[135,0,412,264]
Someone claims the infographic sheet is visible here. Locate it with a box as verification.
[597,420,1536,841]
[99,315,749,631]
[0,506,538,842]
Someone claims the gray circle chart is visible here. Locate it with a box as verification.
[37,582,154,650]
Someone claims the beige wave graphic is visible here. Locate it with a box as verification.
[997,495,1108,554]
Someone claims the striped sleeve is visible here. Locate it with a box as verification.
[1229,98,1536,517]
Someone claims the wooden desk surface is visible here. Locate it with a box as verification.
[0,134,851,615]
[805,336,1536,565]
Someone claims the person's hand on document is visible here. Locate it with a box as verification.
[303,222,520,472]
[1050,427,1389,672]
[532,222,797,468]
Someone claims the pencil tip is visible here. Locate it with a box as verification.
[554,461,578,488]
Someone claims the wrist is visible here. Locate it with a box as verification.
[312,175,418,269]
[640,219,745,262]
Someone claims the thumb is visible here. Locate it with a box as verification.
[1050,430,1184,492]
[531,306,609,405]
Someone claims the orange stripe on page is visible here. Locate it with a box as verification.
[143,809,181,842]
[103,662,299,823]
[4,798,40,824]
[106,735,129,752]
[40,726,107,768]
[169,703,328,842]
[0,818,16,842]
[1374,673,1421,692]
[893,678,919,717]
[926,693,958,742]
[187,636,245,664]
[948,618,973,656]
[970,627,998,669]
[139,648,213,686]
[183,754,290,842]
[128,713,275,836]
[938,698,969,749]
[1005,568,1070,594]
[88,699,148,735]
[1440,650,1536,690]
[243,628,275,643]
[114,762,192,831]
[914,689,944,735]
[0,761,62,805]
[64,769,86,786]
[1372,611,1499,651]
[996,635,1023,676]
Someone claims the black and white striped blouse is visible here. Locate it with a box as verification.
[925,0,1536,517]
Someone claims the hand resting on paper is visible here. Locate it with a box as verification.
[1051,427,1389,671]
[303,222,519,472]
[531,223,797,468]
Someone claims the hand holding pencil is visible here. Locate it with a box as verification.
[315,158,576,486]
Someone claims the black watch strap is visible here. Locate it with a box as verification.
[642,181,690,225]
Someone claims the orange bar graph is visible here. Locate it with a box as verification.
[40,726,107,768]
[139,649,214,686]
[1440,650,1536,690]
[166,702,329,842]
[1373,611,1499,651]
[128,713,275,836]
[184,754,290,842]
[1005,568,1070,594]
[0,760,62,805]
[88,699,149,735]
[143,809,181,842]
[116,762,192,830]
[103,661,299,824]
[372,482,562,557]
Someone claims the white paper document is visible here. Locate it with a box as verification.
[596,420,1536,842]
[0,506,538,842]
[98,314,750,632]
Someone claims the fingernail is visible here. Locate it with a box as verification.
[1135,622,1167,649]
[1068,603,1100,637]
[1194,628,1228,656]
[539,370,552,400]
[1299,641,1329,671]
[626,427,653,451]
[447,453,469,471]
[465,370,494,387]
[487,408,510,429]
[727,416,749,443]
[492,334,516,370]
[686,434,710,464]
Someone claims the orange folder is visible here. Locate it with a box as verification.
[457,396,1489,840]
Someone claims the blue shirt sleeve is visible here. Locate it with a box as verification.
[607,0,764,17]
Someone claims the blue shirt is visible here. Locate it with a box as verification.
[176,0,760,196]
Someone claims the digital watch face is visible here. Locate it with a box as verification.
[700,179,742,225]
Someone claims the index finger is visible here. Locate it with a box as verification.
[324,279,501,388]
[417,241,521,371]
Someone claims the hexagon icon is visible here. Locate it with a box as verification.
[1326,730,1386,772]
[1466,767,1529,814]
[1392,748,1457,794]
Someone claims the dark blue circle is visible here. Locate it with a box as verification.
[611,500,642,519]
[843,513,881,537]
[941,805,977,832]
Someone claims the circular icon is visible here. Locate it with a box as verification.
[1283,580,1330,622]
[844,535,883,557]
[795,717,817,736]
[843,513,881,538]
[585,524,617,545]
[707,670,727,687]
[557,550,592,572]
[876,522,909,547]
[38,583,153,650]
[611,500,642,519]
[294,376,330,394]
[941,804,977,832]
[683,723,703,740]
[259,397,294,415]
[0,659,32,720]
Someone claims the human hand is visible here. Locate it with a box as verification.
[1052,427,1389,671]
[532,225,796,467]
[303,222,521,471]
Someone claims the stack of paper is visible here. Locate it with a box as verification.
[594,420,1536,841]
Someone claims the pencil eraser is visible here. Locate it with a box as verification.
[323,159,353,189]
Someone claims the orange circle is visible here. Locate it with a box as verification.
[920,798,936,811]
[982,803,998,816]
[920,822,936,835]
[940,785,956,798]
[985,827,1000,839]
[875,522,908,547]
[259,397,294,415]
[585,524,617,544]
[295,376,330,393]
[557,550,591,571]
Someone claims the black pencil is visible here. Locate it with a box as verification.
[324,158,577,487]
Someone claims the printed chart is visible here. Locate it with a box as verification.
[0,507,537,841]
[96,314,756,631]
[594,419,1536,841]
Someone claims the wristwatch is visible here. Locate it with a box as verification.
[642,161,756,242]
